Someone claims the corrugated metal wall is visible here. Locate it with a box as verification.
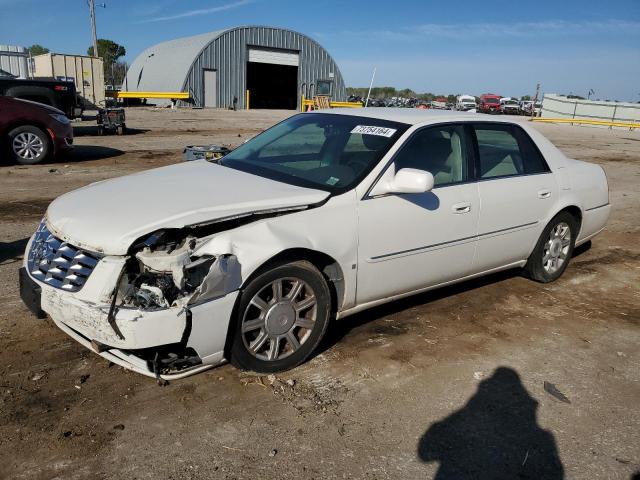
[0,45,29,78]
[182,26,345,109]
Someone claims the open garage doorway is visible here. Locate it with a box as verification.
[246,47,299,109]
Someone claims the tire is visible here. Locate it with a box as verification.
[8,125,50,165]
[523,212,578,283]
[116,124,126,135]
[229,261,331,373]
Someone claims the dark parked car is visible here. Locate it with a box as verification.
[0,96,73,164]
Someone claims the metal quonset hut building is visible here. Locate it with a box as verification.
[125,26,345,109]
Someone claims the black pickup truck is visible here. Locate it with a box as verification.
[0,76,82,118]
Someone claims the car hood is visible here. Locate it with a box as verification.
[13,97,66,115]
[46,161,329,255]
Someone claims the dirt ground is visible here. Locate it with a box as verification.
[0,108,638,480]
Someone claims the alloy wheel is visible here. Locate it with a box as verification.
[241,277,317,361]
[542,221,571,274]
[12,132,44,161]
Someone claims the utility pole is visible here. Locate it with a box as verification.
[365,67,377,107]
[88,0,98,58]
[531,82,540,118]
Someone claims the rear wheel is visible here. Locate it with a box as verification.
[524,212,578,283]
[8,126,50,165]
[229,261,331,373]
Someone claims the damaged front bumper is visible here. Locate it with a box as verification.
[46,290,239,380]
[21,227,241,380]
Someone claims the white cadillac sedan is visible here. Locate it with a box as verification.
[20,109,610,380]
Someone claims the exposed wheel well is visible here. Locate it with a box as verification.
[558,205,582,228]
[243,248,345,316]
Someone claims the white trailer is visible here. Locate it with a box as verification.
[33,53,105,109]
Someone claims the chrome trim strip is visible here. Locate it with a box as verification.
[368,221,538,262]
[478,221,539,238]
[585,203,609,212]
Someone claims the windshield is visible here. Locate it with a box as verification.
[220,113,409,193]
[486,98,500,104]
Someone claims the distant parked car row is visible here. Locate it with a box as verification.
[474,94,541,116]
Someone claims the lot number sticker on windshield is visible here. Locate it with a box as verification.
[351,125,397,137]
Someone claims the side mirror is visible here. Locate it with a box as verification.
[371,168,434,196]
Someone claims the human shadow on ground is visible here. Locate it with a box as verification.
[417,367,564,479]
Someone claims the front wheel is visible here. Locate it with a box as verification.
[229,261,331,373]
[524,212,578,283]
[8,126,50,164]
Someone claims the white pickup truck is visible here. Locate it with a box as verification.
[456,95,477,111]
[500,97,520,115]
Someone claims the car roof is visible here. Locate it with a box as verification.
[313,107,520,127]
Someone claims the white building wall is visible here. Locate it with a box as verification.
[542,94,640,126]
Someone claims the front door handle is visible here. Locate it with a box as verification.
[538,189,552,199]
[452,202,472,214]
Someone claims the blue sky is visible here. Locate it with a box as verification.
[2,0,639,100]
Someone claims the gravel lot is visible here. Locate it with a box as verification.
[0,108,638,480]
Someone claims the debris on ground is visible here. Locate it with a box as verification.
[269,449,278,457]
[31,372,45,381]
[544,381,571,404]
[113,424,125,431]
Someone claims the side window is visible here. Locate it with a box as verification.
[513,127,550,174]
[393,125,468,186]
[474,125,523,178]
[474,124,550,178]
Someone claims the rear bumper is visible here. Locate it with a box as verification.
[577,203,611,245]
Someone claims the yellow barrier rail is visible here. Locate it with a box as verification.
[300,97,363,111]
[107,91,190,100]
[531,117,640,129]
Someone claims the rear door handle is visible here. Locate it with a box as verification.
[538,189,552,199]
[452,202,472,214]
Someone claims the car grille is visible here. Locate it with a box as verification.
[27,221,99,292]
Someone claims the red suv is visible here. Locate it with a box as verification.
[1,96,73,164]
[478,93,502,114]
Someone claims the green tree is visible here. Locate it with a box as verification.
[521,95,531,101]
[88,39,126,85]
[398,88,416,97]
[27,44,49,56]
